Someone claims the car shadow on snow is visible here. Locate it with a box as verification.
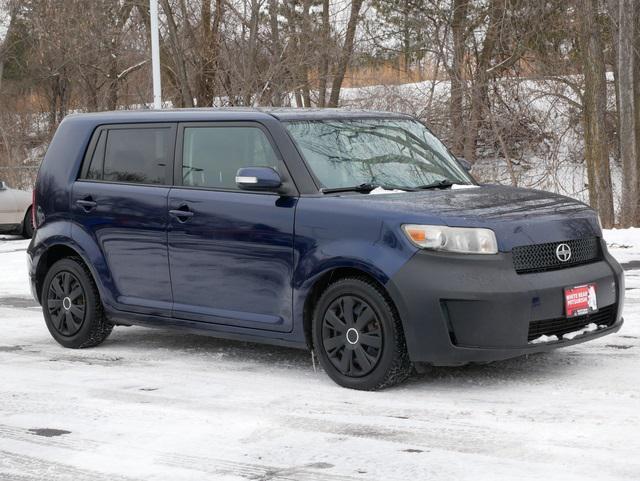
[98,326,609,388]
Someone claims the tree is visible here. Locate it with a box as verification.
[449,0,468,156]
[328,0,365,107]
[617,0,640,227]
[578,0,615,227]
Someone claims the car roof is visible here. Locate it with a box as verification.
[63,107,414,125]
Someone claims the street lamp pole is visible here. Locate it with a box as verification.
[150,0,162,109]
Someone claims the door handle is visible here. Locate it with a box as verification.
[76,198,97,212]
[169,206,194,222]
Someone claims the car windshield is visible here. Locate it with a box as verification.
[285,118,472,190]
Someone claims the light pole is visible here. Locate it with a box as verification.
[150,0,162,109]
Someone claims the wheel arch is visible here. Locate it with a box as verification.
[301,265,396,351]
[34,242,99,304]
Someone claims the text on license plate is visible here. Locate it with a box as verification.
[564,284,597,318]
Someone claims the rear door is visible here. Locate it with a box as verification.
[73,123,176,315]
[167,122,297,332]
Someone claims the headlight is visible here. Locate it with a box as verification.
[402,224,498,254]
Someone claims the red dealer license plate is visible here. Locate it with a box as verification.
[564,284,598,318]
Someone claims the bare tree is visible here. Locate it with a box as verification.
[578,0,615,227]
[448,0,468,156]
[617,0,638,226]
[328,0,364,107]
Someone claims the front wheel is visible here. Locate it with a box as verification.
[312,277,412,390]
[42,257,113,348]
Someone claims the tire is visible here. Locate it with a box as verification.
[22,207,34,239]
[312,277,412,390]
[42,257,113,349]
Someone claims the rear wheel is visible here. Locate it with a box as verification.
[42,257,113,348]
[312,277,412,390]
[22,207,34,239]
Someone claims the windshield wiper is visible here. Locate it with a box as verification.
[414,179,456,190]
[320,182,408,194]
[320,183,379,194]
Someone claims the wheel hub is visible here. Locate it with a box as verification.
[47,270,86,337]
[345,327,359,345]
[321,295,383,377]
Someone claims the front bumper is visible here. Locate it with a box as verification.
[386,240,624,365]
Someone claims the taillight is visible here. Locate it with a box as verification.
[32,189,36,229]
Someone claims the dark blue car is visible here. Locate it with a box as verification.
[27,109,625,390]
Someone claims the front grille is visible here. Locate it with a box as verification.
[512,237,601,274]
[527,304,617,342]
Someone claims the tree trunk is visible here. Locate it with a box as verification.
[318,0,330,107]
[463,0,501,162]
[579,0,615,227]
[268,0,283,106]
[107,48,119,110]
[244,0,260,105]
[634,0,640,225]
[195,0,221,107]
[449,0,468,156]
[300,0,313,107]
[328,0,364,107]
[618,0,638,226]
[160,0,194,107]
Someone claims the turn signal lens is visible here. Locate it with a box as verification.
[402,224,498,254]
[405,227,426,243]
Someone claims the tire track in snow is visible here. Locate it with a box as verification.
[160,453,360,481]
[0,424,359,481]
[0,450,143,481]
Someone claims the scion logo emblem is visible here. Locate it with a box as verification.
[555,243,572,262]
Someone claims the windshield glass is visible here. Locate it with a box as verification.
[285,118,472,190]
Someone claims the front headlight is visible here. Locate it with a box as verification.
[402,224,498,254]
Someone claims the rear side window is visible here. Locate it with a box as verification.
[84,126,173,185]
[181,126,279,189]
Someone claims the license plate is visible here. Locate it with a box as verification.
[564,284,597,318]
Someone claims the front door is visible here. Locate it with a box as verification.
[73,123,176,315]
[168,122,296,332]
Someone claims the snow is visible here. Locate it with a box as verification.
[562,323,599,341]
[529,334,559,344]
[1,231,639,480]
[369,187,406,194]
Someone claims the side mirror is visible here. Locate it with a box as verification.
[457,158,472,171]
[0,181,7,190]
[235,167,282,191]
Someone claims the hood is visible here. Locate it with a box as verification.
[343,185,601,251]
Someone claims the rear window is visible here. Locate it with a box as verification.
[84,127,173,185]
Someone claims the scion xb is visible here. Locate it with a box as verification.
[28,109,624,390]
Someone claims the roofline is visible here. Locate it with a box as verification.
[62,107,416,125]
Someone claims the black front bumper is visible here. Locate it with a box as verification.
[386,240,624,365]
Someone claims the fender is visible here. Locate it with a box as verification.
[30,221,118,309]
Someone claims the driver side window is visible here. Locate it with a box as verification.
[182,126,279,189]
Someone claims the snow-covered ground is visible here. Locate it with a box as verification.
[0,231,638,481]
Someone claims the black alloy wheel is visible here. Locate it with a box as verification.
[42,257,113,348]
[313,277,412,390]
[47,271,87,336]
[322,295,383,377]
